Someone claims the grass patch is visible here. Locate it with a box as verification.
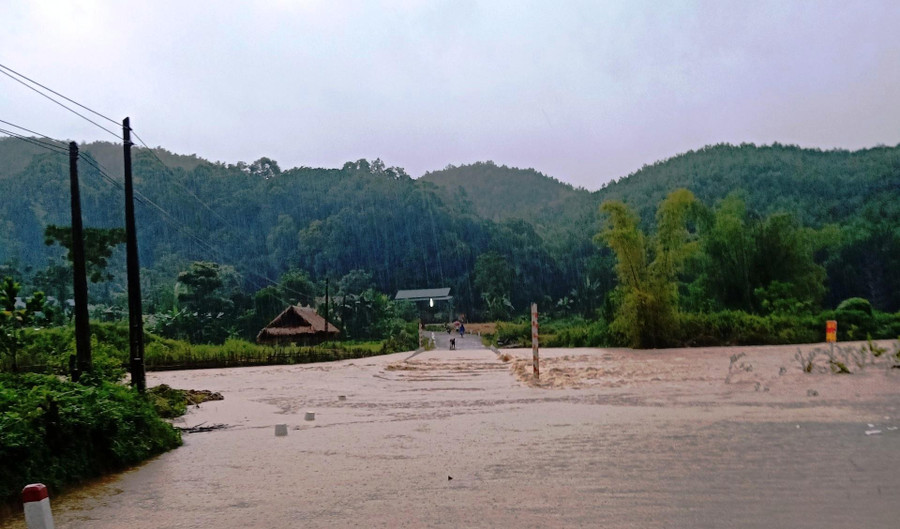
[4,322,419,374]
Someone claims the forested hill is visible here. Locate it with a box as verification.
[421,144,900,232]
[0,138,898,316]
[0,145,574,314]
[0,140,209,181]
[420,162,591,222]
[596,143,900,229]
[419,161,599,258]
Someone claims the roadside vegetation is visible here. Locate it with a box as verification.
[2,322,419,374]
[0,274,418,515]
[0,373,182,510]
[2,142,899,342]
[480,188,899,350]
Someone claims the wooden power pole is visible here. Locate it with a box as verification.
[123,118,146,391]
[69,142,92,381]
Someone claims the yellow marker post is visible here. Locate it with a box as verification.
[826,320,837,343]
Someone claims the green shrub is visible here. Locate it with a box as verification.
[541,319,611,347]
[836,297,874,316]
[495,322,530,347]
[677,311,820,346]
[874,311,900,339]
[146,384,187,419]
[379,322,420,354]
[835,298,877,340]
[0,374,181,505]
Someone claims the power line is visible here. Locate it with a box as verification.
[129,128,242,233]
[0,66,120,139]
[77,153,124,192]
[0,63,120,126]
[72,158,302,307]
[0,110,308,305]
[126,128,311,299]
[0,63,285,282]
[78,151,306,303]
[77,154,225,257]
[1,127,304,310]
[0,118,67,145]
[0,127,68,156]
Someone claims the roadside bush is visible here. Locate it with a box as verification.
[542,319,611,348]
[835,297,877,340]
[379,321,419,354]
[835,297,874,316]
[495,321,530,347]
[0,373,181,506]
[486,318,613,348]
[677,311,820,346]
[147,384,188,419]
[7,324,132,378]
[4,320,420,374]
[874,311,900,339]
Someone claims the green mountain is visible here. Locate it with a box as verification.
[403,144,900,311]
[419,162,601,280]
[420,161,590,222]
[0,138,898,317]
[421,144,900,232]
[595,143,900,227]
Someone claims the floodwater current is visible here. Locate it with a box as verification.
[3,343,899,528]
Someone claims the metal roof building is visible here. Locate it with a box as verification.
[395,288,453,323]
[394,288,452,302]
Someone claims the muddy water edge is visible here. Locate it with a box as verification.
[2,344,899,528]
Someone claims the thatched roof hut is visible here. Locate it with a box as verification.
[256,306,340,345]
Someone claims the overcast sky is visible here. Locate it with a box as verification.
[1,0,898,190]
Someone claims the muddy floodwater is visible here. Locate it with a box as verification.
[3,342,899,528]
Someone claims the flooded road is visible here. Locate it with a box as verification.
[3,344,899,528]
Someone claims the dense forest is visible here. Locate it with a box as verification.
[0,138,898,347]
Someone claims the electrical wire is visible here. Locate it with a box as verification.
[129,128,242,233]
[78,152,306,304]
[125,128,311,300]
[0,63,279,283]
[77,154,124,192]
[71,154,301,308]
[0,127,68,156]
[0,67,120,139]
[0,118,67,146]
[0,110,308,305]
[0,62,120,127]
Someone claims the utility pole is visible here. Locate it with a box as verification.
[69,142,92,381]
[123,118,145,392]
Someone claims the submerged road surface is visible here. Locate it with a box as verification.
[3,344,899,528]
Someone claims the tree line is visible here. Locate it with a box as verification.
[0,138,897,348]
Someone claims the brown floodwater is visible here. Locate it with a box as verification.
[3,343,899,528]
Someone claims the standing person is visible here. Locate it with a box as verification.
[459,323,465,337]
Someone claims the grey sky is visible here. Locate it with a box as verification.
[1,0,898,190]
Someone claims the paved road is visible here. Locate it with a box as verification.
[424,329,486,351]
